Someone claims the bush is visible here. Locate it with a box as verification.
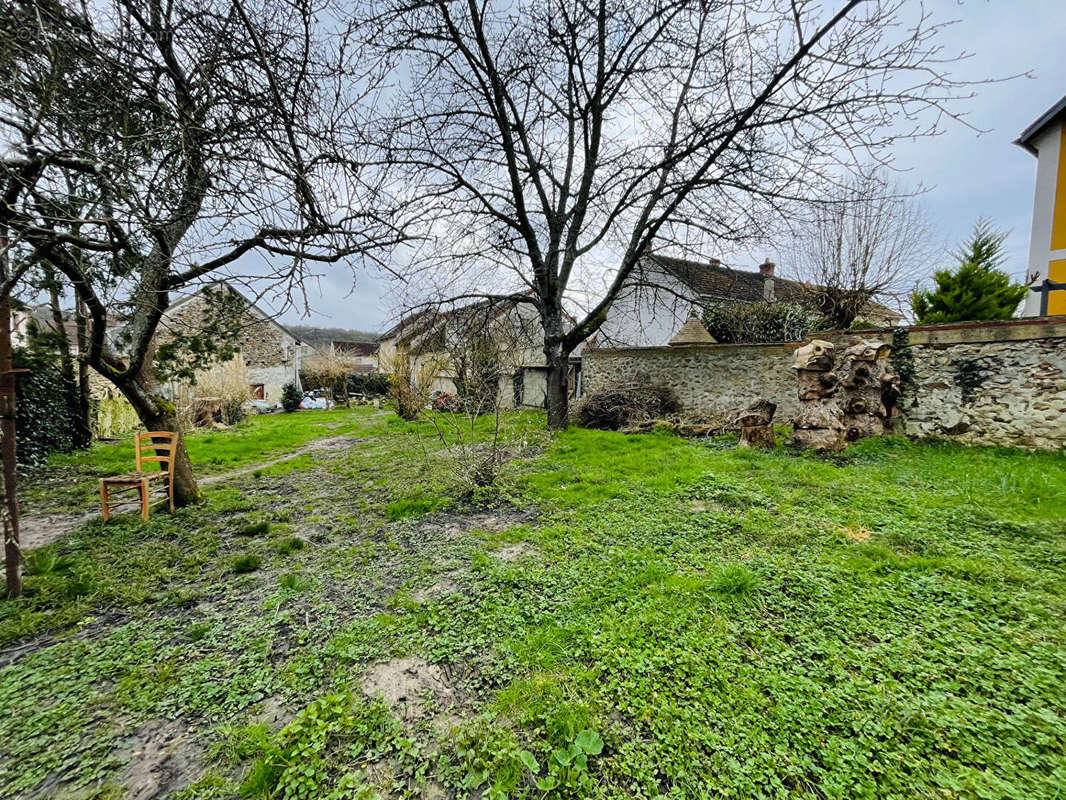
[281,382,302,412]
[13,348,75,466]
[431,391,461,412]
[380,348,439,421]
[575,382,681,430]
[702,301,824,344]
[348,372,389,397]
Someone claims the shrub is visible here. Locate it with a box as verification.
[575,382,681,430]
[347,372,389,397]
[702,301,824,344]
[281,382,302,413]
[380,348,439,421]
[431,391,460,412]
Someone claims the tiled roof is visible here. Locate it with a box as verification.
[669,316,717,346]
[644,255,807,303]
[643,254,902,320]
[332,340,378,356]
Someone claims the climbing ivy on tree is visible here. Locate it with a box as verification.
[911,220,1028,324]
[12,348,75,467]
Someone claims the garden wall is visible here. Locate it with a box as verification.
[582,316,1066,449]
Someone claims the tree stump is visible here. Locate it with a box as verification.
[839,340,899,441]
[790,340,846,452]
[735,399,777,449]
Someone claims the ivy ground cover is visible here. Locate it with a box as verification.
[1,408,1064,799]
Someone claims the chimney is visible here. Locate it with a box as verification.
[761,259,776,302]
[708,258,722,268]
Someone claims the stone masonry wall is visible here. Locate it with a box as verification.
[582,317,1066,449]
[162,287,295,369]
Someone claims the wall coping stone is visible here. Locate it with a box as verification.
[586,316,1066,356]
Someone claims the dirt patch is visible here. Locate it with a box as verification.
[411,571,463,603]
[416,509,536,541]
[15,512,96,553]
[251,696,295,730]
[302,435,369,453]
[361,657,457,722]
[493,543,533,562]
[115,719,203,800]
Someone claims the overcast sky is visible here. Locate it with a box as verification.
[265,0,1066,333]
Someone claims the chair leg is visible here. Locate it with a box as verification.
[100,480,110,522]
[168,477,175,512]
[140,478,150,522]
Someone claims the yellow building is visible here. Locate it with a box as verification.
[1017,94,1066,316]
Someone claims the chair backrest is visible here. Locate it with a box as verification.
[135,431,177,479]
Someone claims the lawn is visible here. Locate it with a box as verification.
[1,407,1064,799]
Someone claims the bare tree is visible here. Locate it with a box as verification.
[789,171,933,329]
[366,0,971,428]
[1,0,404,505]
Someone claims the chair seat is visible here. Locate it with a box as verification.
[102,471,169,485]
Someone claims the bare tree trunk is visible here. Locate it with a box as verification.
[117,376,199,507]
[545,352,569,430]
[0,227,20,597]
[543,302,572,430]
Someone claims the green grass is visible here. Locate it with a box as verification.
[2,412,1065,799]
[22,407,392,513]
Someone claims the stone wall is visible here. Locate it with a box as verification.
[163,287,296,369]
[582,317,1066,449]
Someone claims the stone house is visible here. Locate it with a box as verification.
[378,299,582,408]
[596,254,904,348]
[161,282,313,404]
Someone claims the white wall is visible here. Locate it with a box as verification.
[1024,121,1065,315]
[596,275,696,348]
[248,365,299,404]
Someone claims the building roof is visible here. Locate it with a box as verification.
[669,316,717,346]
[332,340,378,356]
[380,296,549,350]
[1015,93,1066,156]
[643,254,903,321]
[645,254,804,304]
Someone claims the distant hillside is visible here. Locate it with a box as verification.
[289,325,379,347]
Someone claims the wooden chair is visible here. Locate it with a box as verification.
[99,431,177,522]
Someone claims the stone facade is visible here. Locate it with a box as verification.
[583,317,1066,450]
[160,283,307,403]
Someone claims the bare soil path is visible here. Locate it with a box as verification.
[15,434,370,553]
